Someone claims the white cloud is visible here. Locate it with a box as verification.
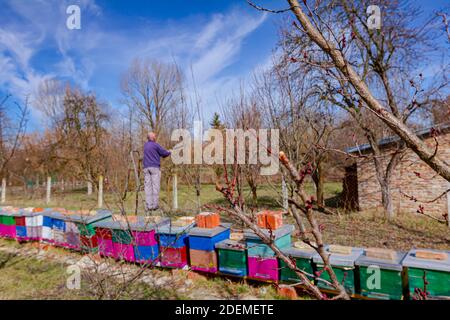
[0,1,271,123]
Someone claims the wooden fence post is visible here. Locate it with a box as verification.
[98,175,104,209]
[46,176,52,204]
[282,175,288,211]
[87,181,93,196]
[172,173,178,210]
[1,178,6,204]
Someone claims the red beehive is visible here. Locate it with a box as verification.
[160,246,188,268]
[95,227,112,240]
[15,217,26,227]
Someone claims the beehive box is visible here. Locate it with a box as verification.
[113,242,135,262]
[188,224,231,251]
[158,222,194,268]
[0,208,18,239]
[195,212,220,229]
[402,249,450,299]
[190,248,218,273]
[158,221,194,248]
[94,215,169,262]
[65,221,81,250]
[313,246,363,294]
[52,209,113,252]
[159,246,188,269]
[256,210,284,230]
[134,245,159,264]
[248,256,279,282]
[216,239,247,277]
[356,249,407,300]
[279,245,316,284]
[96,227,114,257]
[244,224,294,257]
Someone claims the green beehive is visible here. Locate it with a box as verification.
[2,215,15,226]
[279,246,315,284]
[112,229,133,244]
[77,223,96,236]
[356,249,406,300]
[402,249,450,299]
[216,239,247,277]
[313,246,363,295]
[244,224,294,257]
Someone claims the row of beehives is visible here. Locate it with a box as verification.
[0,207,449,300]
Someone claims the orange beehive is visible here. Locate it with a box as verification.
[256,212,267,228]
[190,249,218,271]
[266,211,283,230]
[256,210,284,230]
[195,212,220,229]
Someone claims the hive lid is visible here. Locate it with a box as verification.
[355,250,406,271]
[313,246,364,267]
[0,207,21,217]
[215,239,246,251]
[188,223,231,237]
[1,207,52,217]
[243,224,294,240]
[92,215,169,231]
[402,249,450,272]
[282,246,316,260]
[158,221,196,235]
[55,209,113,224]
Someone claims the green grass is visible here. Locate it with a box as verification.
[4,182,342,214]
[0,248,85,299]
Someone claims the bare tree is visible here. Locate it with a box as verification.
[247,0,450,184]
[121,58,182,136]
[0,94,29,179]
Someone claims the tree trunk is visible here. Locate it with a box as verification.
[313,162,325,207]
[380,182,395,220]
[286,0,450,182]
[251,184,258,207]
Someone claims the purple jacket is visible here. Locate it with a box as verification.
[143,141,171,168]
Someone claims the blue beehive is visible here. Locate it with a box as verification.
[244,224,294,257]
[188,224,231,251]
[134,245,160,262]
[52,218,66,231]
[16,226,27,238]
[157,223,195,248]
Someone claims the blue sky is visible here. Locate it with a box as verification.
[0,0,448,129]
[0,0,281,128]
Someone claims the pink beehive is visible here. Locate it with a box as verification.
[98,238,115,257]
[248,256,279,281]
[113,242,135,262]
[132,230,157,246]
[0,225,5,238]
[3,225,16,239]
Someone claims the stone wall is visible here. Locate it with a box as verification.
[356,132,450,217]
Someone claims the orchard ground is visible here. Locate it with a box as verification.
[3,182,449,251]
[1,182,449,299]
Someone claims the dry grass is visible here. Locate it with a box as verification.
[316,210,450,251]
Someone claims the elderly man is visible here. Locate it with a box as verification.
[143,132,171,211]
